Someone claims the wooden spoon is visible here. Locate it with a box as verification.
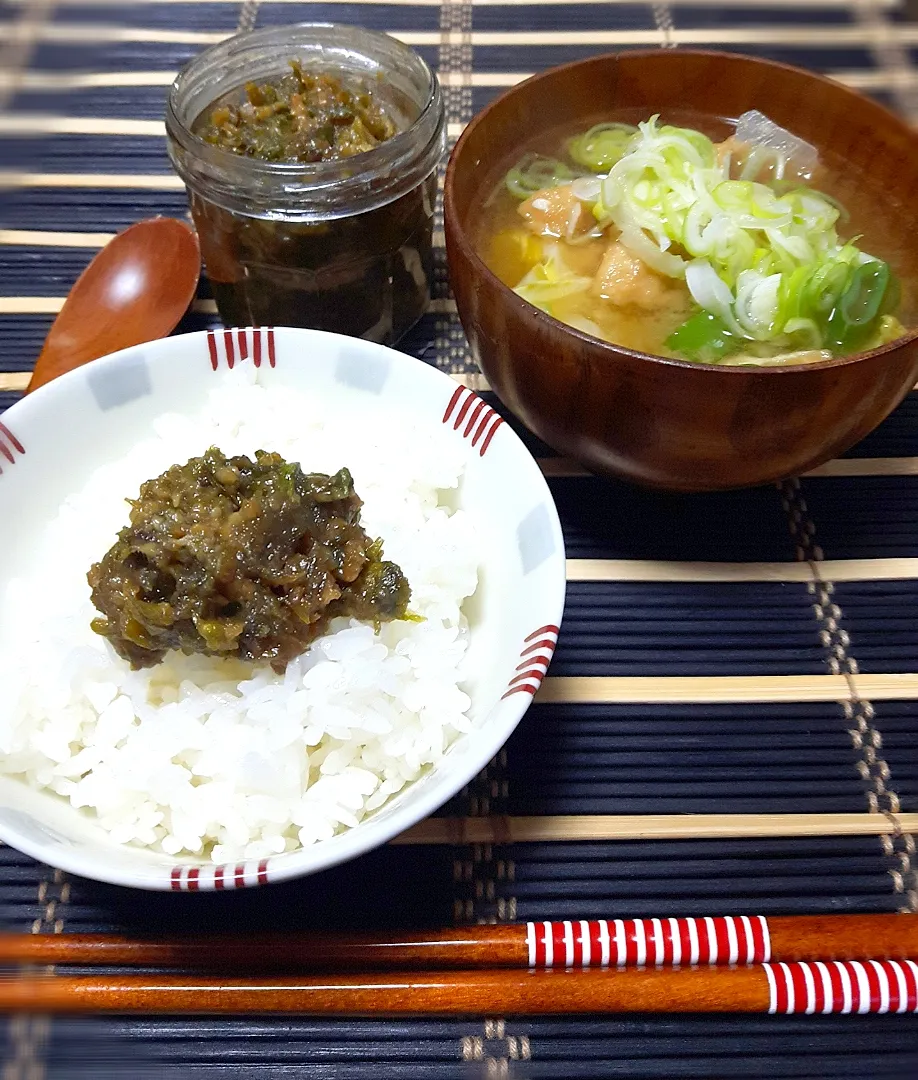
[27,218,201,393]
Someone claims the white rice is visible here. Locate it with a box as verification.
[0,372,479,862]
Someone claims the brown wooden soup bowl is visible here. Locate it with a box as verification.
[443,49,918,492]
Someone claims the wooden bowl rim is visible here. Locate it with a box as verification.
[444,47,918,376]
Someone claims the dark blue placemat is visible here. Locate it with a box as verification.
[2,1,918,1077]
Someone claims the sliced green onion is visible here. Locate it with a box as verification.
[735,270,782,339]
[777,265,811,324]
[782,185,849,225]
[567,123,638,172]
[783,317,823,349]
[569,176,603,203]
[841,260,890,325]
[666,311,741,363]
[617,204,687,278]
[684,260,744,336]
[660,124,716,167]
[803,259,851,320]
[825,259,891,353]
[504,154,583,200]
[713,181,756,212]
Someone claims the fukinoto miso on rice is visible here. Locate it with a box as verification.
[0,374,479,863]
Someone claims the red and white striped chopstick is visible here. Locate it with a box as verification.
[1,960,917,1015]
[526,915,771,968]
[765,959,918,1015]
[0,913,914,973]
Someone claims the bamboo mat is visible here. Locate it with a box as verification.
[2,0,918,1076]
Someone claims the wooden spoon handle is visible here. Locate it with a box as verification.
[26,217,200,394]
[27,339,74,393]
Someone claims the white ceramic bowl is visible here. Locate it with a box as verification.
[0,328,565,890]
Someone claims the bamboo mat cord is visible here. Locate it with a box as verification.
[454,759,496,1064]
[0,0,56,111]
[652,4,676,49]
[435,0,516,1069]
[779,481,893,811]
[456,751,526,1073]
[882,831,918,913]
[851,2,918,916]
[477,750,530,1076]
[855,0,918,124]
[454,768,482,1067]
[436,0,473,375]
[0,0,56,113]
[778,477,918,914]
[236,0,262,35]
[2,867,68,1080]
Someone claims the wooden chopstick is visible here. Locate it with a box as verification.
[1,914,916,971]
[1,962,916,1015]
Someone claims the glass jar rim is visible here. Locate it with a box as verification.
[165,22,445,220]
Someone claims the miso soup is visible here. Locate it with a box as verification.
[475,110,911,366]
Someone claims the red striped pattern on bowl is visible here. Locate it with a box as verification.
[170,859,271,891]
[206,327,276,371]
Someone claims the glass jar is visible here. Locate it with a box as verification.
[166,23,444,344]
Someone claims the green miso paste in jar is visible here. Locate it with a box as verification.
[187,60,436,343]
[197,62,398,164]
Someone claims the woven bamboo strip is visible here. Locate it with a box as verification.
[0,296,217,315]
[0,230,118,246]
[0,115,167,136]
[0,296,457,318]
[806,457,918,476]
[543,456,918,478]
[440,67,918,89]
[394,813,918,844]
[567,558,918,582]
[0,172,186,189]
[18,68,907,92]
[5,0,898,8]
[2,371,37,390]
[536,673,918,704]
[18,71,177,89]
[17,23,918,47]
[13,67,907,92]
[0,115,466,140]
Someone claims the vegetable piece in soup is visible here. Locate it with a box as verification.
[477,113,908,366]
[88,449,412,673]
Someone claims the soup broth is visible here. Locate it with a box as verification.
[475,109,914,366]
